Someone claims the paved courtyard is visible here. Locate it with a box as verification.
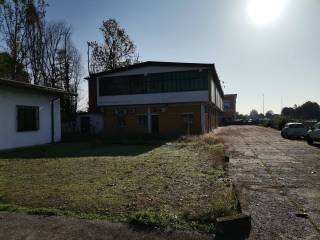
[216,126,320,240]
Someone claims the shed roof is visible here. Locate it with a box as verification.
[0,78,76,96]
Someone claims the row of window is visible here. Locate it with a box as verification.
[116,114,194,128]
[99,70,209,96]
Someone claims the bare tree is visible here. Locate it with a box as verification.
[1,1,82,118]
[70,48,82,111]
[0,0,29,81]
[53,27,82,120]
[43,21,70,87]
[88,18,139,74]
[25,0,46,84]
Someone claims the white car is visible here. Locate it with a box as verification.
[306,122,320,144]
[281,123,307,139]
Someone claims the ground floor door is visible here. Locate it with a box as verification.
[80,117,90,134]
[151,115,159,134]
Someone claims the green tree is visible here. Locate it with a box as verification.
[250,109,259,120]
[281,107,295,119]
[298,101,320,120]
[0,52,28,81]
[88,18,139,74]
[265,110,274,119]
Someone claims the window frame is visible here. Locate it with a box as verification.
[182,113,194,125]
[16,105,40,132]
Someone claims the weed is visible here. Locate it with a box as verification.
[129,209,180,229]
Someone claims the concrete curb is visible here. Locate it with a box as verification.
[217,153,252,239]
[216,214,251,239]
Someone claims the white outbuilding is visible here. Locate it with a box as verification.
[0,78,71,151]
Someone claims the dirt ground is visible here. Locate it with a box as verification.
[0,211,214,240]
[216,125,320,240]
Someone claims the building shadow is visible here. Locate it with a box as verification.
[0,135,170,160]
[309,142,320,148]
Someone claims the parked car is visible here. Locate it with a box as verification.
[281,123,307,139]
[306,122,320,144]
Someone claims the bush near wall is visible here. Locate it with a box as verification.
[261,116,287,130]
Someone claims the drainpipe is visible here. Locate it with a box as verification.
[147,106,152,134]
[51,97,60,143]
[201,103,205,133]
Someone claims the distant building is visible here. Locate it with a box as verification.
[222,94,237,123]
[86,61,224,136]
[0,78,70,150]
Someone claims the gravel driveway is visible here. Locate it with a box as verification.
[216,126,320,240]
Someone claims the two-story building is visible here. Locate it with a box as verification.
[86,61,224,136]
[222,94,237,123]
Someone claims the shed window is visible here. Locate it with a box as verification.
[182,113,194,126]
[17,106,39,132]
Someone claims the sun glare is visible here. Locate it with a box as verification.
[248,0,287,25]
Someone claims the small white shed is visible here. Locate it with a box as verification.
[0,78,71,151]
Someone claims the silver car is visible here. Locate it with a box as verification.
[306,122,320,144]
[281,123,307,139]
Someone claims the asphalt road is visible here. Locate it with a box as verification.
[216,126,320,240]
[0,212,214,240]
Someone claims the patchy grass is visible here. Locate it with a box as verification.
[0,133,238,233]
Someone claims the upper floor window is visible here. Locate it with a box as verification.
[17,106,39,132]
[224,100,232,110]
[99,70,208,96]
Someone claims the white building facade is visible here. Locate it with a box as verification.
[0,78,66,150]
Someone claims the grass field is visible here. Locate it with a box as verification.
[0,134,238,233]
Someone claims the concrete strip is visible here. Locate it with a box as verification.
[215,126,320,240]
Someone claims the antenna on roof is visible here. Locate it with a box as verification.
[262,94,265,115]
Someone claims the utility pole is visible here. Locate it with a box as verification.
[262,94,265,115]
[87,42,91,77]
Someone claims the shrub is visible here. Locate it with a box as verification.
[183,187,239,226]
[26,207,60,216]
[129,209,179,228]
[270,116,287,130]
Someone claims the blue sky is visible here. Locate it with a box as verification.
[46,0,320,114]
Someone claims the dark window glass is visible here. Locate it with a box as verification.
[148,74,162,93]
[17,106,39,132]
[224,101,232,110]
[182,113,194,125]
[99,70,208,96]
[130,75,147,94]
[114,109,127,128]
[137,115,148,128]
